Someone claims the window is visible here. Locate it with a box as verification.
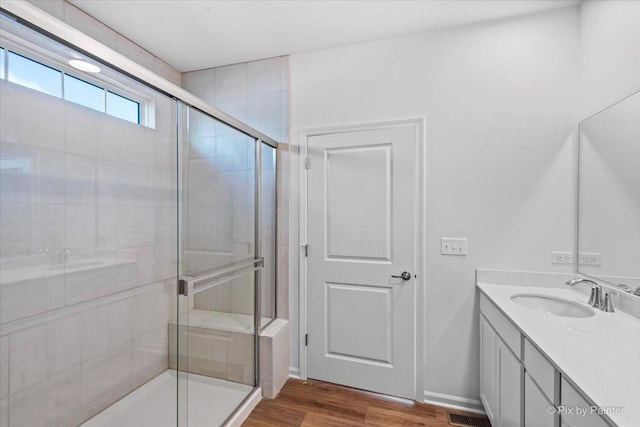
[107,91,140,124]
[0,47,4,80]
[0,47,143,125]
[8,51,62,97]
[64,74,105,113]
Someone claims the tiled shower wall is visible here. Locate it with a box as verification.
[0,78,177,426]
[183,57,290,320]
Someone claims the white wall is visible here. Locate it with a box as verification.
[579,0,640,118]
[289,7,579,405]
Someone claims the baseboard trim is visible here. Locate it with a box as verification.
[423,390,485,415]
[289,367,300,379]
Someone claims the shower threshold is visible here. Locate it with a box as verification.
[81,370,253,427]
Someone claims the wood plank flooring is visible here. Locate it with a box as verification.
[242,379,489,426]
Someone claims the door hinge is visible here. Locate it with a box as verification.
[305,334,308,346]
[302,244,308,257]
[304,157,310,169]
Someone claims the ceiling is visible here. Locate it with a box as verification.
[69,0,581,72]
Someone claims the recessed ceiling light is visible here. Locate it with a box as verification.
[68,59,100,73]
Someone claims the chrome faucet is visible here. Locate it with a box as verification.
[565,278,601,308]
[52,248,72,264]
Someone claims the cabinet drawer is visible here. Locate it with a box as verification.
[480,293,521,359]
[524,338,557,403]
[560,378,609,427]
[525,373,557,427]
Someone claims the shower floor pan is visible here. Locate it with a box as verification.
[81,370,252,427]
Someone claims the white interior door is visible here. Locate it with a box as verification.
[306,122,419,399]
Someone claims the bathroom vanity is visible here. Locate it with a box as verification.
[477,272,640,427]
[478,90,640,427]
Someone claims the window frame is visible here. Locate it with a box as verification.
[0,31,151,127]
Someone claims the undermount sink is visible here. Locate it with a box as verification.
[510,294,595,318]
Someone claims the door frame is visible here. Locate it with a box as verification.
[297,118,426,401]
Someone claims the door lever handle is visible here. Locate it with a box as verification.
[391,271,411,281]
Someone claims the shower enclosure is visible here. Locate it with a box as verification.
[0,3,277,427]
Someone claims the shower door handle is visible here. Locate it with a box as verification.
[391,271,411,281]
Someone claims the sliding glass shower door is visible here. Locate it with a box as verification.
[175,105,276,426]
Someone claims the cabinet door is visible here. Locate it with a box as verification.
[480,315,497,423]
[497,338,523,427]
[525,373,556,427]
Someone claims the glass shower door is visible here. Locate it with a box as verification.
[176,104,261,426]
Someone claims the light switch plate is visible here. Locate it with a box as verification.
[441,238,467,256]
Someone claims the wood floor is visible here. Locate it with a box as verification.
[242,379,489,427]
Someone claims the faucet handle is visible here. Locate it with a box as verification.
[586,284,600,307]
[602,292,616,313]
[590,285,603,309]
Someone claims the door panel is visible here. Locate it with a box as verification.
[498,338,523,427]
[325,145,392,261]
[307,122,419,399]
[326,282,393,364]
[480,315,497,423]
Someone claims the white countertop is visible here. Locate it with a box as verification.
[477,282,640,427]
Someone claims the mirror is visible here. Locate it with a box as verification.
[578,90,640,293]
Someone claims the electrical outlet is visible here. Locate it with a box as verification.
[551,251,574,264]
[579,252,602,266]
[441,238,467,256]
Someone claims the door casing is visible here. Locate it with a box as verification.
[297,118,426,401]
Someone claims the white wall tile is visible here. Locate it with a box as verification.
[215,63,247,99]
[0,203,31,256]
[0,276,66,324]
[0,335,8,399]
[9,323,48,394]
[214,97,247,125]
[131,326,168,389]
[96,159,119,206]
[247,57,282,95]
[7,373,48,427]
[46,366,83,427]
[32,204,65,252]
[184,69,215,105]
[81,304,111,362]
[46,313,82,377]
[65,205,96,250]
[81,342,132,421]
[132,286,170,338]
[117,206,156,248]
[0,143,34,205]
[0,396,6,427]
[65,154,96,205]
[247,93,281,135]
[65,264,118,305]
[64,104,99,158]
[36,149,66,205]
